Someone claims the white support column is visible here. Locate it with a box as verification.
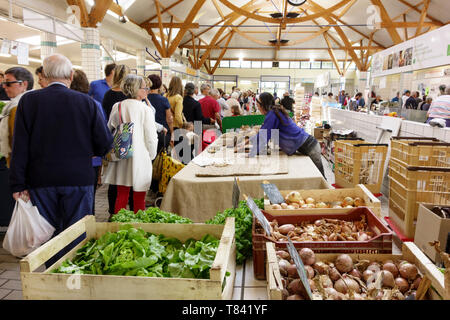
[136,49,145,76]
[81,28,102,82]
[40,32,57,60]
[101,38,115,71]
[161,57,171,87]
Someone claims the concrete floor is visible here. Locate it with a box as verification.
[0,156,395,300]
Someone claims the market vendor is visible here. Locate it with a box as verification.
[248,92,325,178]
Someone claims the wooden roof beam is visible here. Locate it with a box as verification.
[323,33,343,76]
[415,0,431,37]
[154,0,166,55]
[141,0,184,25]
[370,0,402,45]
[167,0,207,57]
[211,32,235,74]
[397,0,444,26]
[66,0,89,27]
[88,0,113,27]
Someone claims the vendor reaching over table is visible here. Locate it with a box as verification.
[248,92,325,178]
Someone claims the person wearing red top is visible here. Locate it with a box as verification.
[199,87,222,131]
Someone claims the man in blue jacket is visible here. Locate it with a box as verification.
[10,54,113,266]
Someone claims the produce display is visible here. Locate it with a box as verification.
[207,198,264,264]
[276,248,423,300]
[260,216,374,242]
[269,191,366,210]
[53,224,219,279]
[110,207,193,224]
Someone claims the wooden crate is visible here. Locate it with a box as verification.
[20,216,236,300]
[334,140,388,194]
[390,136,450,168]
[253,207,392,280]
[264,184,381,217]
[266,241,446,300]
[388,159,450,238]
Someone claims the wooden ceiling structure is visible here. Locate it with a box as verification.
[68,0,447,75]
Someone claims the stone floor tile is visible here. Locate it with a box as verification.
[231,288,242,300]
[243,287,268,300]
[0,270,21,280]
[234,264,244,288]
[0,288,12,299]
[0,279,22,290]
[0,263,20,272]
[3,290,23,300]
[244,259,267,287]
[0,254,20,263]
[0,279,7,286]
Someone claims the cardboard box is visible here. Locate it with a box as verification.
[414,204,450,264]
[313,128,330,140]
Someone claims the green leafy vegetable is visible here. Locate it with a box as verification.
[206,198,264,265]
[53,225,219,279]
[111,207,193,224]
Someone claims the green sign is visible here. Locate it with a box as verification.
[447,44,450,56]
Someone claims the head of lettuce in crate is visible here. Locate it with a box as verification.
[246,92,325,178]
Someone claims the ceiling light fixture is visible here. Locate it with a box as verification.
[287,0,307,6]
[116,0,127,23]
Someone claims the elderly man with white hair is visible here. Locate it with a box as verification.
[9,53,113,266]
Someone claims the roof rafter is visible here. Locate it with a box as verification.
[370,0,402,45]
[415,0,431,37]
[396,0,444,26]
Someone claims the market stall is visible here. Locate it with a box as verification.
[161,132,329,222]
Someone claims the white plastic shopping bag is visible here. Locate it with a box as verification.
[2,198,55,258]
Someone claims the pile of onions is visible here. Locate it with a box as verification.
[260,217,373,242]
[272,195,366,210]
[277,248,422,300]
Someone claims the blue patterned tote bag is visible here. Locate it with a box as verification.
[106,102,134,162]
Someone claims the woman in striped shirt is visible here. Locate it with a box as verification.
[427,87,450,127]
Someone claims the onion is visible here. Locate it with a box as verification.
[395,277,409,293]
[316,202,328,208]
[280,203,288,209]
[287,264,299,279]
[349,268,362,279]
[382,262,399,278]
[329,267,341,282]
[320,275,333,288]
[287,294,304,300]
[306,204,316,208]
[278,259,291,276]
[412,276,422,290]
[399,263,418,280]
[286,191,303,204]
[272,204,282,210]
[281,289,289,300]
[354,197,365,207]
[335,254,353,273]
[334,275,360,294]
[278,224,295,235]
[299,248,316,265]
[309,279,317,291]
[343,197,354,206]
[304,265,315,279]
[392,290,405,300]
[381,270,395,288]
[312,262,329,275]
[363,270,374,282]
[305,197,315,204]
[367,263,381,274]
[357,233,369,242]
[286,205,295,210]
[314,219,325,227]
[352,293,364,300]
[324,287,340,300]
[276,250,290,260]
[291,203,300,209]
[301,204,308,208]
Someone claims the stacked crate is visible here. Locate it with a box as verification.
[388,137,450,239]
[334,139,388,194]
[310,94,322,123]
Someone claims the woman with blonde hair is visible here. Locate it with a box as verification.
[102,64,130,120]
[104,74,158,213]
[101,64,132,215]
[165,76,184,132]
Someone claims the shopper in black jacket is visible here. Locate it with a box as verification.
[183,82,215,125]
[10,54,112,267]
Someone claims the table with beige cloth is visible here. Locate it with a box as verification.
[160,151,330,222]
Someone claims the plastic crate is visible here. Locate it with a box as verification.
[252,207,393,280]
[334,140,388,194]
[388,159,450,239]
[390,136,450,168]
